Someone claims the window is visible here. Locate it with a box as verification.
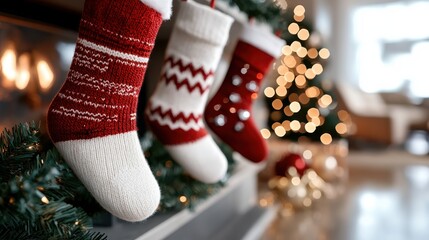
[352,1,429,98]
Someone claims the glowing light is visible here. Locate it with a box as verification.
[284,55,297,68]
[290,101,301,113]
[275,126,286,137]
[303,198,312,207]
[259,198,269,207]
[260,128,271,139]
[291,177,301,186]
[15,53,31,90]
[1,49,17,82]
[278,177,288,188]
[276,86,287,96]
[312,117,321,126]
[305,69,316,79]
[296,64,307,74]
[305,122,316,133]
[319,94,333,108]
[319,116,325,125]
[179,196,188,203]
[282,45,293,55]
[37,60,54,90]
[298,29,310,41]
[306,87,320,98]
[312,63,323,75]
[285,72,295,82]
[282,120,291,131]
[276,76,287,86]
[272,99,283,110]
[295,75,306,87]
[277,65,288,75]
[308,48,319,59]
[312,190,322,199]
[307,108,320,118]
[294,5,306,16]
[319,48,331,59]
[15,71,30,90]
[336,122,348,134]
[296,47,308,58]
[320,133,333,145]
[294,14,305,22]
[290,120,301,131]
[303,150,312,160]
[41,196,49,204]
[264,87,275,98]
[290,41,302,51]
[308,171,317,180]
[325,156,338,170]
[283,106,293,116]
[338,110,350,121]
[299,93,309,104]
[288,23,300,35]
[272,122,281,129]
[275,0,288,10]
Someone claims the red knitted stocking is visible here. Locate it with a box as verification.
[205,29,284,162]
[47,0,172,222]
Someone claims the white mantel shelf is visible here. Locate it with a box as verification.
[94,155,273,240]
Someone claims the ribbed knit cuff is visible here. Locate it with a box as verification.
[79,0,162,57]
[140,0,173,20]
[240,24,285,58]
[176,0,234,47]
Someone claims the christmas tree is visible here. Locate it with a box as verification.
[222,0,350,210]
[222,0,349,144]
[262,5,348,144]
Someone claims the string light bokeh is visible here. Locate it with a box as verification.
[261,4,351,145]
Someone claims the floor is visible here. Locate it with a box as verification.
[260,149,429,240]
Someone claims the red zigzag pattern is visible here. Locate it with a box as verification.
[165,56,214,79]
[148,105,202,124]
[162,73,210,94]
[163,56,213,94]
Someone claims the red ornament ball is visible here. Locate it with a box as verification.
[275,153,309,177]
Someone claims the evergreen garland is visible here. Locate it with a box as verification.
[0,122,106,240]
[0,122,236,238]
[222,0,283,25]
[143,134,236,212]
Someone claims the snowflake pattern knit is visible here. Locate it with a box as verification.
[47,0,172,222]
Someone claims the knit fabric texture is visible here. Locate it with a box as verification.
[145,0,233,183]
[204,27,284,163]
[47,0,167,222]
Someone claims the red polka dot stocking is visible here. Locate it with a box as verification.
[205,25,284,163]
